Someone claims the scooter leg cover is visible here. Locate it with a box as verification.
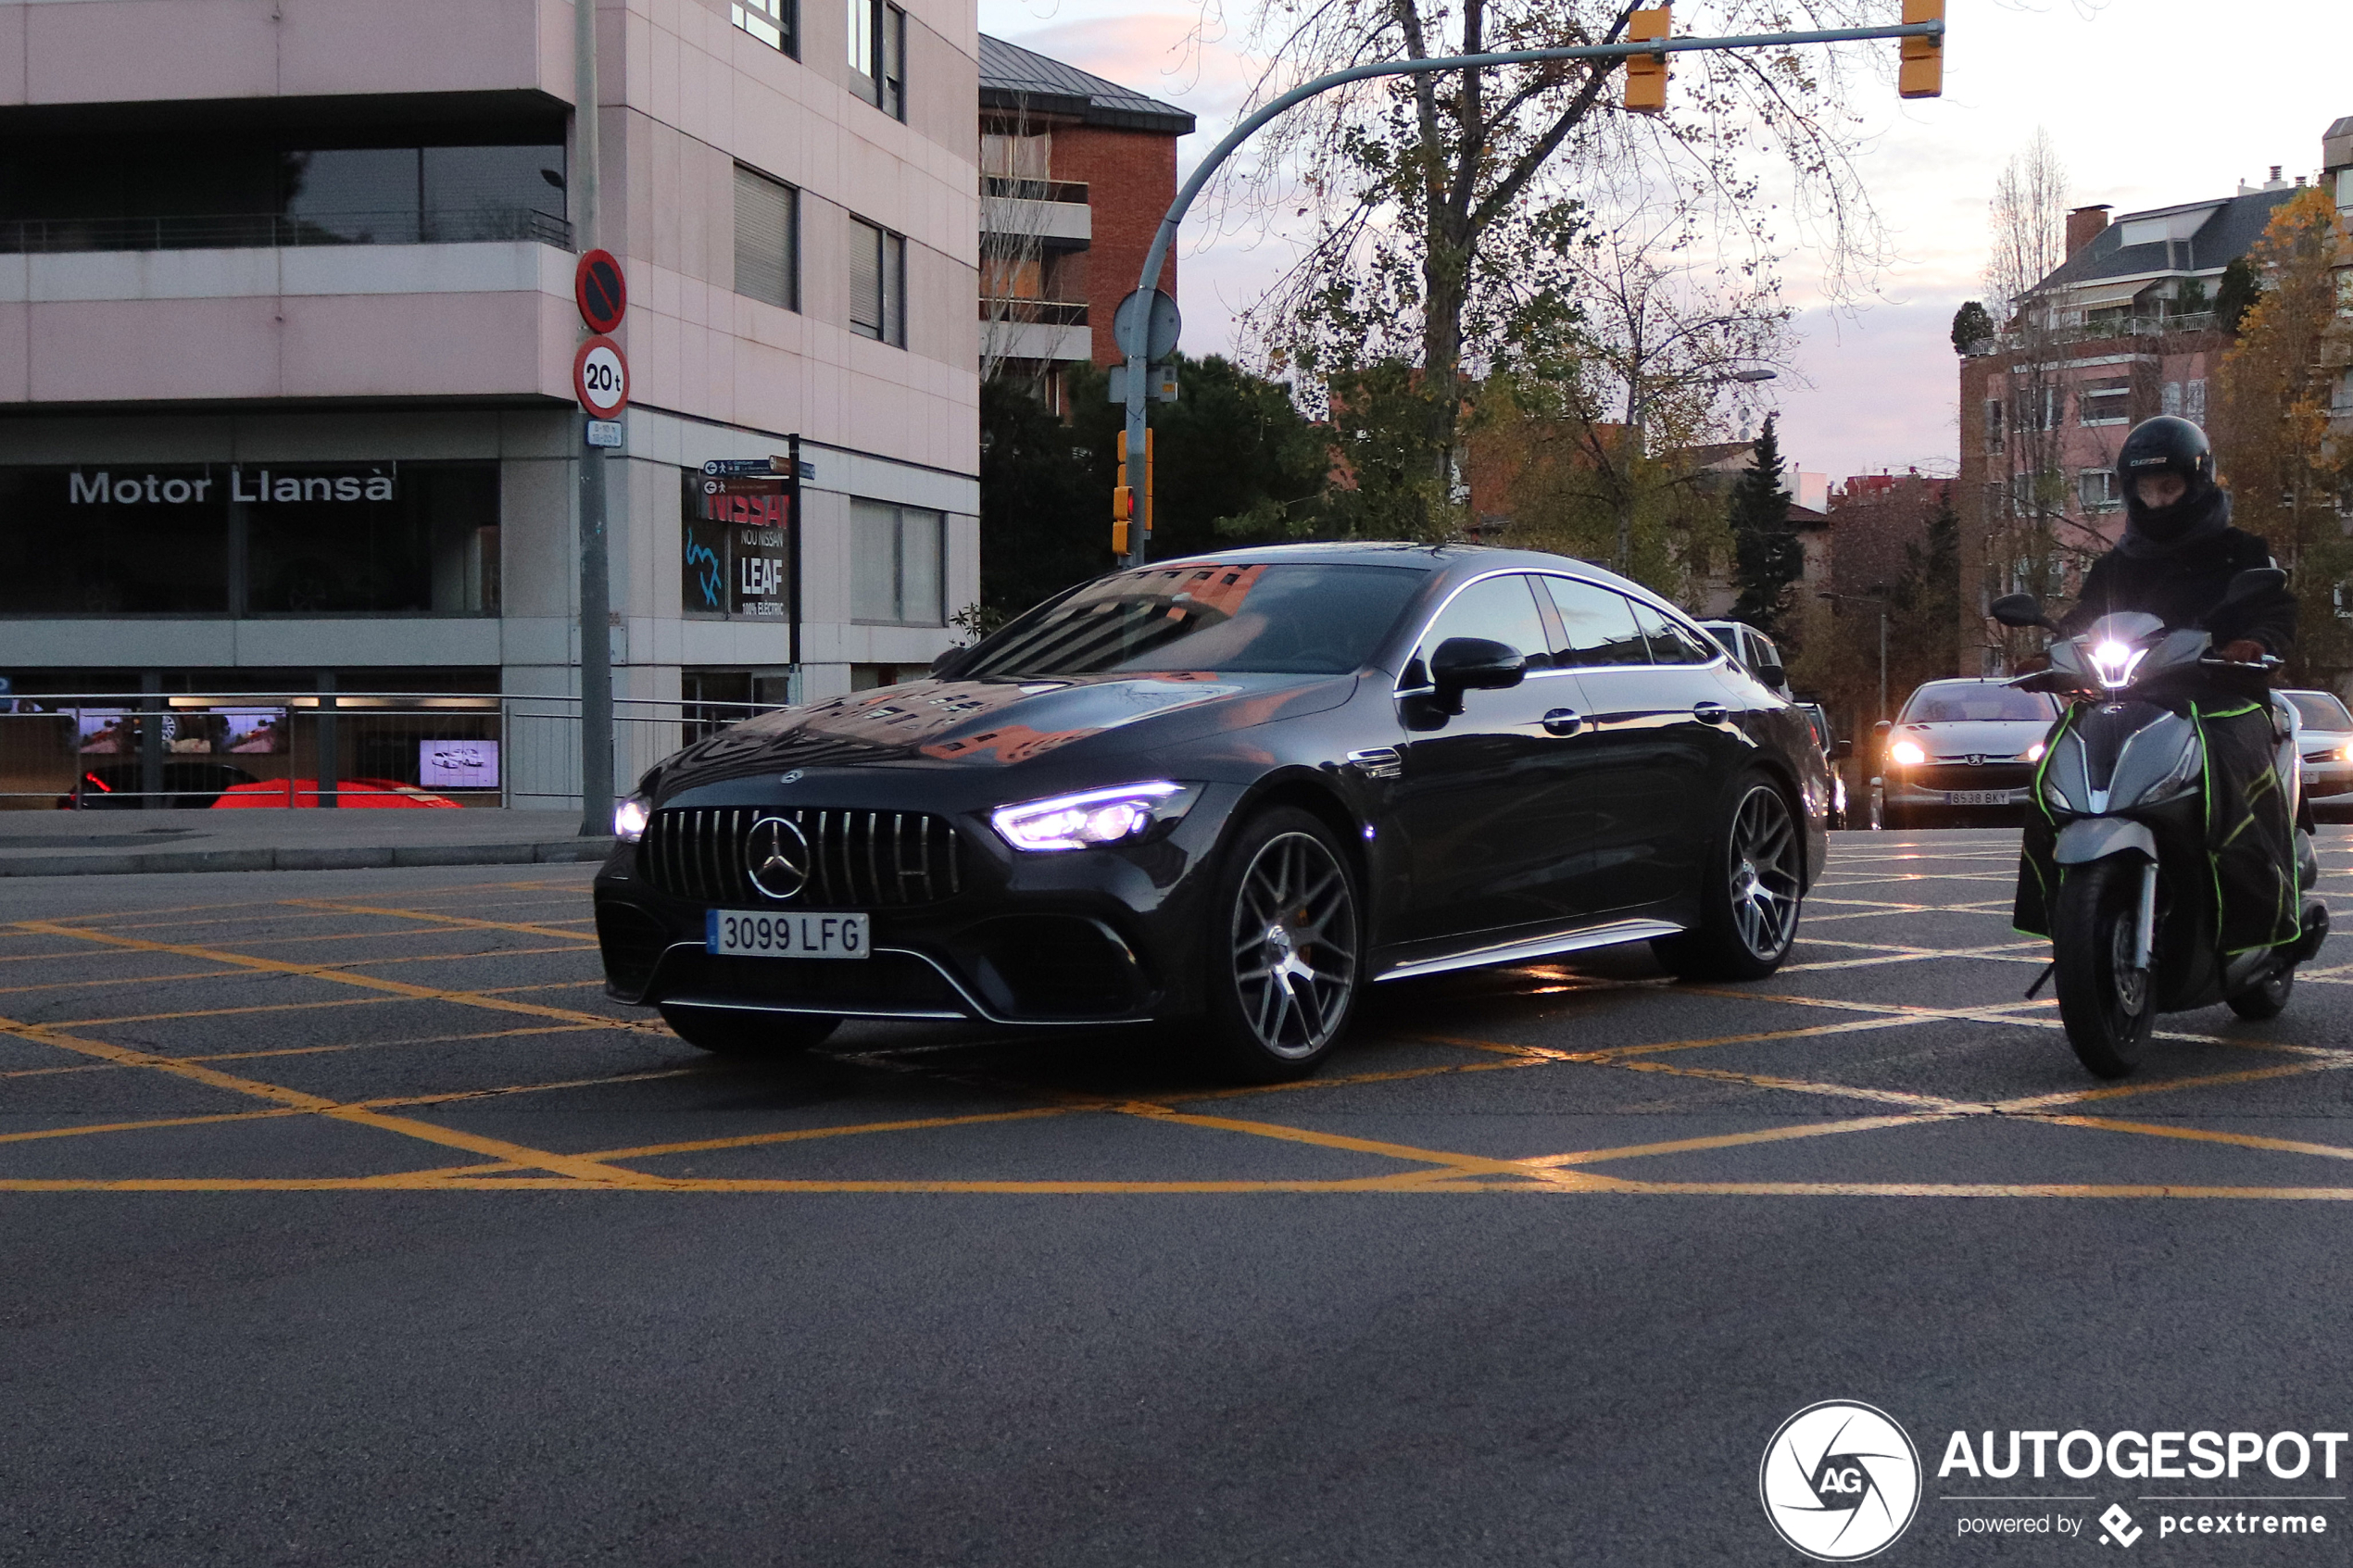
[2196,703,2301,954]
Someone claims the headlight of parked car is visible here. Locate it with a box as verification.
[990,781,1200,852]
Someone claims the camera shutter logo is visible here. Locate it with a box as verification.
[1759,1400,1921,1561]
[745,815,812,900]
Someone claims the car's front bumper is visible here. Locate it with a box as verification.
[592,783,1248,1027]
[1883,762,2036,812]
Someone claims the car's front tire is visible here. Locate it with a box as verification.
[659,1005,841,1057]
[1196,806,1363,1083]
[1653,772,1806,982]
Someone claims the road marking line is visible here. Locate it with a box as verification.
[1523,1114,1955,1168]
[586,1106,1077,1161]
[280,898,597,942]
[13,920,658,1035]
[2034,1115,2353,1163]
[57,996,411,1027]
[1111,1102,1617,1187]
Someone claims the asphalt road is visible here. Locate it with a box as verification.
[6,829,2353,1566]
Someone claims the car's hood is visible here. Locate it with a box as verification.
[651,671,1356,796]
[1894,719,2049,759]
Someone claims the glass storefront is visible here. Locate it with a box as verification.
[0,463,500,616]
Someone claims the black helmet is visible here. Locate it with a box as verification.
[2116,415,2214,495]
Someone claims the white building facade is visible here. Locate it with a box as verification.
[0,0,979,806]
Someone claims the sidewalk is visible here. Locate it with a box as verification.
[0,809,615,877]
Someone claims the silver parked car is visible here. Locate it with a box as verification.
[2283,689,2353,821]
[1871,679,2062,829]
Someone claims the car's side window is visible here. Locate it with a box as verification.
[1540,576,1651,668]
[1405,573,1552,685]
[1628,599,1718,665]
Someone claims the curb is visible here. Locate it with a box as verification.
[0,838,616,878]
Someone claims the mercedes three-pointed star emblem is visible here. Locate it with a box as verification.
[745,814,812,900]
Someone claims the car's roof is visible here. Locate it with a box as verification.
[1142,541,1665,601]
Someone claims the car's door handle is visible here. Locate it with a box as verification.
[1541,708,1583,736]
[1692,702,1730,725]
[1345,746,1403,779]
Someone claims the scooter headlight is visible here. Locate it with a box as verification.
[2090,639,2148,690]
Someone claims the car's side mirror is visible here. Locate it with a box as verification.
[1752,659,1787,688]
[1872,719,1893,737]
[1988,593,2057,632]
[1428,636,1526,714]
[1831,739,1853,760]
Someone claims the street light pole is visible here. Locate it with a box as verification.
[1114,17,1944,568]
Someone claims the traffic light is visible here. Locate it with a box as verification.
[1899,0,1943,99]
[1624,6,1669,115]
[1114,430,1155,558]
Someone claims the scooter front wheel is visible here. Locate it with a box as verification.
[2051,854,2156,1078]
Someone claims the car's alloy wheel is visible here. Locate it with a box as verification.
[1654,773,1806,982]
[1725,784,1805,962]
[1201,808,1361,1081]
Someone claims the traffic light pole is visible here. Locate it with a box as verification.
[1116,14,1945,569]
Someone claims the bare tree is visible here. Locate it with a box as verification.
[979,105,1064,400]
[1213,0,1894,517]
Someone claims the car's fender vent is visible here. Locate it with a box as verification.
[595,901,673,997]
[641,807,964,907]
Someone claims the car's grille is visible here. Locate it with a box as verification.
[641,806,964,907]
[1908,762,2033,792]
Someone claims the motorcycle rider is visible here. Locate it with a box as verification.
[2015,415,2302,952]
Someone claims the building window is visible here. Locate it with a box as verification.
[2079,377,2132,426]
[2078,468,2121,512]
[2186,378,2207,422]
[730,0,797,56]
[2161,380,2183,417]
[2013,383,2060,432]
[733,165,799,310]
[1982,397,2005,455]
[849,218,906,345]
[849,0,905,118]
[850,499,943,625]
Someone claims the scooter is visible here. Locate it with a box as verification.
[1990,571,2327,1078]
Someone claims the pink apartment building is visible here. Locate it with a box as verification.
[1955,117,2353,676]
[0,0,979,804]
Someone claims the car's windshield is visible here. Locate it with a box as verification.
[961,562,1428,678]
[2288,692,2353,731]
[1901,685,2058,723]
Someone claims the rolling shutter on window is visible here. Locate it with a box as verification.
[734,167,794,309]
[849,219,884,339]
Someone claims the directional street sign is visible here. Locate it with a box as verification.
[573,335,629,419]
[574,249,627,333]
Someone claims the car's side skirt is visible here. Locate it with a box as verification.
[1373,918,1686,983]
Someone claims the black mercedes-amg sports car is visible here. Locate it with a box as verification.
[595,543,1830,1080]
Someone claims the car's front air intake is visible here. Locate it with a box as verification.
[640,806,964,907]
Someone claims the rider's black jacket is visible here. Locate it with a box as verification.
[2058,504,2296,655]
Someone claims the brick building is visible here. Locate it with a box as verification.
[1953,119,2353,675]
[976,35,1193,408]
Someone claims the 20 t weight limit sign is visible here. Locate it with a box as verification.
[574,335,629,420]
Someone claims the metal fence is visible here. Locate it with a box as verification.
[2,693,782,811]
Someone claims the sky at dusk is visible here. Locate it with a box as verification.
[975,0,2353,490]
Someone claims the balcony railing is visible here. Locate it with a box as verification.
[982,175,1088,204]
[0,207,573,256]
[1965,310,2226,355]
[980,297,1088,326]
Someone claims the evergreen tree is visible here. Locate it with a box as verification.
[1887,486,1960,685]
[1949,300,1994,355]
[1728,416,1802,637]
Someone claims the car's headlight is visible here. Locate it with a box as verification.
[613,796,650,842]
[1890,739,1926,767]
[990,781,1199,852]
[2022,741,2046,763]
[2339,740,2353,763]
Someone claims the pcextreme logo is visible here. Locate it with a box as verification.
[1761,1400,1924,1561]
